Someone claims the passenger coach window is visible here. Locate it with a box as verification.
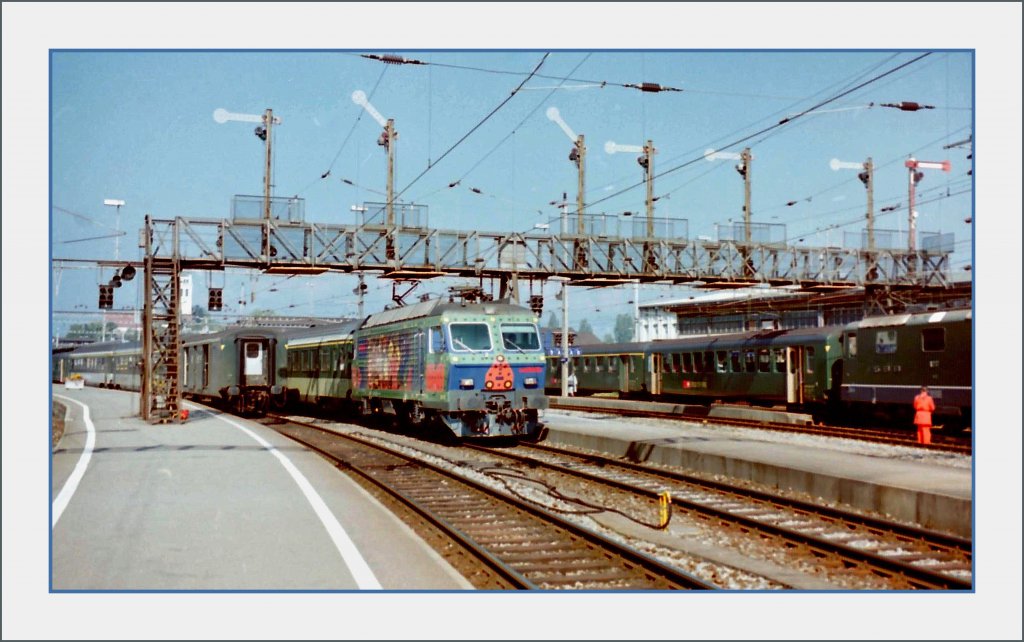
[921,328,945,352]
[449,323,492,352]
[682,353,693,373]
[693,353,703,373]
[704,352,714,372]
[745,351,757,373]
[774,349,786,373]
[805,347,815,373]
[717,351,728,373]
[672,353,682,373]
[730,351,741,372]
[758,349,771,373]
[500,323,541,351]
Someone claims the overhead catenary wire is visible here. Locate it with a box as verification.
[582,53,935,215]
[389,53,551,204]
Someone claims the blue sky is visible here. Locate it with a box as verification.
[50,49,973,337]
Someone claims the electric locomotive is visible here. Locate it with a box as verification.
[352,299,548,440]
[839,308,971,429]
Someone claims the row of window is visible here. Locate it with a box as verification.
[68,356,137,371]
[572,348,816,375]
[287,345,350,373]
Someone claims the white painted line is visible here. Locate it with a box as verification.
[199,407,383,590]
[51,395,96,529]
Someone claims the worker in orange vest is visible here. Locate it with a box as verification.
[913,385,936,445]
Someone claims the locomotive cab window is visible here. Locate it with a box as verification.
[875,329,897,354]
[805,347,815,373]
[921,328,945,352]
[429,326,446,353]
[846,332,858,357]
[449,323,492,352]
[500,323,541,351]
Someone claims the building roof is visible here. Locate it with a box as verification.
[639,286,805,310]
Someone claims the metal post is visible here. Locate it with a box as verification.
[386,118,395,227]
[357,272,365,319]
[907,157,917,255]
[645,140,655,238]
[741,147,752,245]
[263,109,274,221]
[865,157,875,253]
[576,134,586,235]
[560,281,569,397]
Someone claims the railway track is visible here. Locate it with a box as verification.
[264,415,715,590]
[463,441,972,591]
[548,399,972,454]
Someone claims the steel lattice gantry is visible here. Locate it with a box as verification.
[139,214,954,422]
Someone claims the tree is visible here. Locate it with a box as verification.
[192,304,207,319]
[577,318,594,336]
[602,333,615,344]
[545,311,560,328]
[613,314,635,343]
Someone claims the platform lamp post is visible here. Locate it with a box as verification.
[103,199,125,261]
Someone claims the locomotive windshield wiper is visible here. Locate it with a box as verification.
[503,339,526,354]
[453,337,479,353]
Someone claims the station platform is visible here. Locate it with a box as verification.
[50,385,472,591]
[542,400,973,538]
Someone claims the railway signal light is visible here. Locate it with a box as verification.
[208,287,223,311]
[98,285,114,309]
[120,265,136,281]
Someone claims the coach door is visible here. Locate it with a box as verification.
[786,347,804,404]
[242,340,269,386]
[647,353,662,396]
[619,355,631,393]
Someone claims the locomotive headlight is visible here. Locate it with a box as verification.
[460,378,475,389]
[523,377,538,388]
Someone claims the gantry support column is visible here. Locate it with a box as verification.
[141,216,182,423]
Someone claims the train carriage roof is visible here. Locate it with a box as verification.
[283,320,361,347]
